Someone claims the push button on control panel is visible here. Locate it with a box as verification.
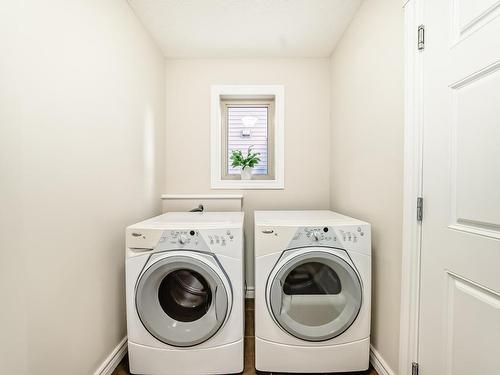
[338,228,363,242]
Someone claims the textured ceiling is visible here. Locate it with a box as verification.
[128,0,362,58]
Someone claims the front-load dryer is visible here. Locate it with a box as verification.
[126,212,244,375]
[254,210,371,373]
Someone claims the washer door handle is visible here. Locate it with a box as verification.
[214,286,227,322]
[270,279,283,316]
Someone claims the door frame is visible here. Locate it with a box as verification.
[399,0,425,374]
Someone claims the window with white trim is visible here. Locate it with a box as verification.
[211,85,284,189]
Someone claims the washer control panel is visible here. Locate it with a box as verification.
[161,229,202,246]
[155,228,238,253]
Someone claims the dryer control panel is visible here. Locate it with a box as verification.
[287,225,368,250]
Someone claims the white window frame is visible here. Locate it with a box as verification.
[210,85,285,189]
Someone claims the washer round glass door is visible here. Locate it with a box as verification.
[135,254,229,347]
[268,249,362,341]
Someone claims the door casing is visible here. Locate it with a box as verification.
[399,1,425,374]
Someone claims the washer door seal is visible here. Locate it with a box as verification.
[136,254,229,347]
[268,249,362,342]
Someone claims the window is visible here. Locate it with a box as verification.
[210,85,284,189]
[221,99,275,180]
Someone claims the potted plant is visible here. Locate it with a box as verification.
[230,146,261,180]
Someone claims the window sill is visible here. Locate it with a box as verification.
[211,179,284,190]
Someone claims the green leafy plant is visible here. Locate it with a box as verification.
[230,145,261,170]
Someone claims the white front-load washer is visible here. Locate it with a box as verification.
[254,210,371,373]
[125,212,244,375]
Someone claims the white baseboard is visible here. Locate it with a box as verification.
[245,286,255,298]
[91,334,390,375]
[370,345,395,375]
[93,337,128,375]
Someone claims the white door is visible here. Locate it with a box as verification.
[419,0,500,373]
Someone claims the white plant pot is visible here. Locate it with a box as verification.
[240,167,253,180]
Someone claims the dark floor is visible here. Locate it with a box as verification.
[113,299,377,375]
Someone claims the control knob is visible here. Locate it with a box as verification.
[178,234,188,245]
[310,230,321,241]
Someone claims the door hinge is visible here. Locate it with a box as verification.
[412,362,419,375]
[418,24,425,50]
[417,197,423,222]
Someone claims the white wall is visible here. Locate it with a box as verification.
[0,1,165,374]
[329,0,404,372]
[164,59,331,287]
[0,1,404,372]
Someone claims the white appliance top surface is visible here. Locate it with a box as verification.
[128,211,244,230]
[254,210,369,227]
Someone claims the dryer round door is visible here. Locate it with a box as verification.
[135,254,230,347]
[267,249,362,342]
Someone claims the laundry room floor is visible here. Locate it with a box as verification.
[112,299,377,375]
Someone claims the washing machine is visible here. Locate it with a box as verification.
[125,212,244,375]
[254,210,371,373]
